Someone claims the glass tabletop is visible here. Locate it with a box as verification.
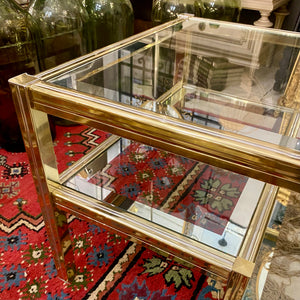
[36,16,300,192]
[46,16,300,150]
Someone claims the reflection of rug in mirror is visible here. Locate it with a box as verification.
[179,93,276,132]
[88,142,248,235]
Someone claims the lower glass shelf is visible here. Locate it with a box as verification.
[63,134,268,257]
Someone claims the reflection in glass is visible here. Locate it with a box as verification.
[65,136,264,256]
[47,18,300,153]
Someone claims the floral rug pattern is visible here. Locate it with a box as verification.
[89,141,248,235]
[0,125,227,299]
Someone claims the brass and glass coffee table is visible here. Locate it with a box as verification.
[10,15,300,299]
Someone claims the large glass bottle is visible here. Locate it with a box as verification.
[82,0,134,52]
[28,0,88,127]
[151,0,196,26]
[195,0,241,22]
[28,0,88,71]
[0,0,38,152]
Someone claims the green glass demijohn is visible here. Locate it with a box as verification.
[82,0,134,52]
[151,0,196,25]
[28,0,88,71]
[0,0,38,152]
[195,0,241,22]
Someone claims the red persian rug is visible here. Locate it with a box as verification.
[90,141,247,235]
[0,124,229,299]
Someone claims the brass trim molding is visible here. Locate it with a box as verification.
[28,81,300,192]
[49,181,236,280]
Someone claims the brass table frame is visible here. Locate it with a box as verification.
[9,17,300,299]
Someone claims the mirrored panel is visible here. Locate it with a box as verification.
[64,134,267,257]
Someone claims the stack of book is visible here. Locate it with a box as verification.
[191,56,245,91]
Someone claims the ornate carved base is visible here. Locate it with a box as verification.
[254,10,273,27]
[242,0,291,28]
